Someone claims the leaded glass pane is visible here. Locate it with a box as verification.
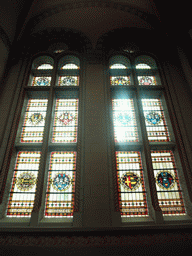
[142,99,170,142]
[136,64,151,69]
[116,151,148,217]
[45,151,76,218]
[20,99,48,143]
[58,76,79,86]
[6,151,41,217]
[110,64,126,69]
[110,76,130,86]
[112,99,138,142]
[61,64,79,69]
[138,76,157,86]
[151,151,186,216]
[31,77,51,86]
[52,99,78,143]
[37,64,53,69]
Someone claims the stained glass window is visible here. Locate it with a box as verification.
[116,151,148,217]
[61,64,79,69]
[37,64,53,69]
[45,151,76,218]
[136,64,151,69]
[52,99,78,143]
[138,76,157,86]
[110,76,130,86]
[112,99,138,142]
[20,99,48,143]
[142,99,170,142]
[7,151,41,217]
[58,76,79,86]
[110,64,127,69]
[31,77,51,86]
[151,151,186,216]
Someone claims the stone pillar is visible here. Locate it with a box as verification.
[82,62,112,227]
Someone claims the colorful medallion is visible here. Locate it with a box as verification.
[121,172,140,191]
[115,112,132,126]
[61,76,76,86]
[29,113,44,125]
[145,111,162,125]
[139,76,153,85]
[52,173,71,191]
[36,77,50,86]
[16,172,36,191]
[58,112,74,125]
[156,171,175,189]
[111,76,130,86]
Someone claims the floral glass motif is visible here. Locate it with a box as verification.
[110,76,130,86]
[116,151,148,217]
[58,76,79,86]
[45,151,76,218]
[142,99,170,142]
[151,151,186,216]
[112,99,138,142]
[31,77,51,86]
[7,151,41,217]
[21,99,48,143]
[138,76,157,86]
[52,99,78,143]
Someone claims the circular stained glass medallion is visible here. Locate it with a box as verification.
[156,171,175,189]
[36,77,50,86]
[61,76,76,86]
[16,172,36,191]
[116,112,132,126]
[112,77,129,86]
[121,172,140,191]
[58,112,74,125]
[52,173,71,191]
[145,112,162,125]
[29,113,44,125]
[139,76,153,85]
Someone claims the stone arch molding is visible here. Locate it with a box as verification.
[25,1,159,36]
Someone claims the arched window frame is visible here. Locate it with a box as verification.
[0,52,82,226]
[109,53,192,223]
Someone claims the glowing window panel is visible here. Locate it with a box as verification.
[61,64,79,69]
[110,64,126,69]
[116,151,148,217]
[37,64,53,69]
[58,76,79,86]
[138,76,157,86]
[45,151,76,218]
[20,99,48,143]
[151,151,186,216]
[52,99,78,143]
[110,76,130,86]
[136,64,151,69]
[6,151,41,217]
[31,76,51,86]
[112,99,138,142]
[141,99,170,142]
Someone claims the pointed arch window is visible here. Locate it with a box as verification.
[110,54,191,219]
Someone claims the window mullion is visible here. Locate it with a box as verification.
[30,62,58,225]
[132,66,164,223]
